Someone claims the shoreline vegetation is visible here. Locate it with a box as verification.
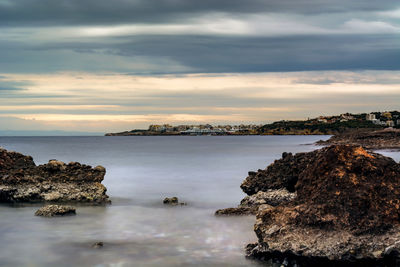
[105,110,400,136]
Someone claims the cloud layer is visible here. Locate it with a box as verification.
[1,71,399,132]
[0,0,399,74]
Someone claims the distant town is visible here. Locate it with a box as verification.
[317,112,400,127]
[106,124,263,136]
[105,111,400,136]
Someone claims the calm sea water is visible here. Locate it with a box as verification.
[3,135,394,267]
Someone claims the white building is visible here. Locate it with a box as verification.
[341,114,354,120]
[366,113,376,121]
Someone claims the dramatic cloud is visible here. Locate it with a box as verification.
[0,0,399,26]
[0,0,399,74]
[0,1,399,133]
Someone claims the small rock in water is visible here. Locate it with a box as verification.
[92,242,104,249]
[163,197,178,204]
[163,197,186,206]
[34,205,76,217]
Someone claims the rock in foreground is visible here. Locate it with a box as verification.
[35,205,76,217]
[247,145,400,266]
[0,148,110,204]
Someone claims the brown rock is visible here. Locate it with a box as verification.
[35,205,76,217]
[240,150,316,194]
[293,145,400,234]
[247,145,400,266]
[215,206,258,216]
[0,148,110,204]
[163,197,178,204]
[163,197,186,206]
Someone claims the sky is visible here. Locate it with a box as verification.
[0,0,399,134]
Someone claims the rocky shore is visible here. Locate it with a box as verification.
[317,128,400,150]
[218,145,400,266]
[0,147,110,204]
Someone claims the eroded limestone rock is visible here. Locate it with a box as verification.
[35,205,76,217]
[0,148,110,204]
[247,145,400,266]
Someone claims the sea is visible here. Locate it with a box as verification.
[0,136,398,267]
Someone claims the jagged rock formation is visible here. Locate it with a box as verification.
[35,205,76,217]
[317,128,400,150]
[246,145,400,266]
[0,148,110,204]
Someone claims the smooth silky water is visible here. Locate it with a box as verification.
[0,135,338,266]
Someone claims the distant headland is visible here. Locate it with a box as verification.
[105,111,400,136]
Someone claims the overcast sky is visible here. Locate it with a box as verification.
[0,0,399,134]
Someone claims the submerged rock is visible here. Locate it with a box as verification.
[35,205,76,217]
[0,147,110,204]
[215,206,259,216]
[246,145,400,266]
[92,242,104,249]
